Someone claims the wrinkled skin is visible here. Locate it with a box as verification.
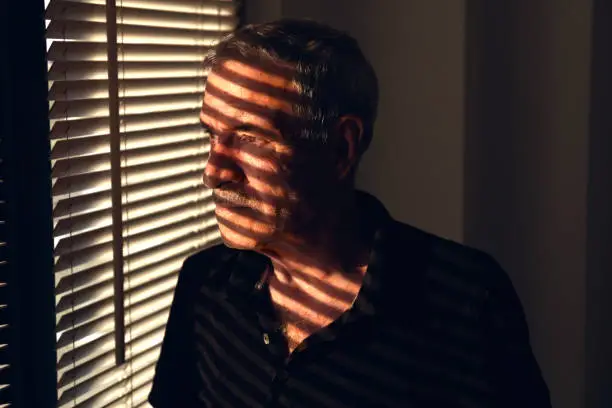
[201,58,372,353]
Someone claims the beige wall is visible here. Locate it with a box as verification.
[465,2,599,407]
[246,0,466,240]
[282,0,467,242]
[585,1,612,406]
[245,2,609,407]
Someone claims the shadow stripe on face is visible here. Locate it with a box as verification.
[203,83,314,138]
[200,103,284,145]
[204,147,289,182]
[204,83,297,131]
[206,72,296,116]
[213,62,302,105]
[215,212,275,242]
[213,189,276,216]
[203,91,277,134]
[216,205,275,231]
[207,158,291,193]
[215,223,259,249]
[213,184,290,213]
[216,54,297,84]
[207,139,280,173]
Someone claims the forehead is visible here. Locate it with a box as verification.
[200,59,300,132]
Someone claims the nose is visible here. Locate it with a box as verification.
[203,142,244,189]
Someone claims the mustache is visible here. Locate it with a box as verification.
[213,189,252,207]
[213,188,285,218]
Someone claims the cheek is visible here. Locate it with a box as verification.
[241,160,299,211]
[237,143,316,225]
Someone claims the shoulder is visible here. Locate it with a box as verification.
[179,243,240,287]
[183,242,234,270]
[389,220,510,299]
[429,231,506,288]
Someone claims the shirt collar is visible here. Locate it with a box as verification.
[219,190,429,314]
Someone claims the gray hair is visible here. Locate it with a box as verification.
[203,18,379,155]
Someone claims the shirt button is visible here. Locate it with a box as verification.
[263,333,270,345]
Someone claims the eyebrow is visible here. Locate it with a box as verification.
[199,117,269,138]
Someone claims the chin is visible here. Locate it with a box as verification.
[214,204,283,251]
[217,223,272,251]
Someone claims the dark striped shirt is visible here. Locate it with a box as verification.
[149,192,551,408]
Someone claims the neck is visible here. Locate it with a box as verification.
[258,192,372,284]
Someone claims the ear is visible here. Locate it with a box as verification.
[334,115,364,180]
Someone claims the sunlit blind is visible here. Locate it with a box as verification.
[46,0,237,406]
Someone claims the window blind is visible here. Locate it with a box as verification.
[46,0,237,406]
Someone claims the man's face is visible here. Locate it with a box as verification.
[201,59,334,251]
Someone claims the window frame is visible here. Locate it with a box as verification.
[0,0,58,407]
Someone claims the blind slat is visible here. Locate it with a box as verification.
[48,41,214,62]
[55,289,175,350]
[49,61,208,81]
[99,366,157,408]
[51,123,205,160]
[52,137,208,179]
[50,108,199,139]
[46,0,237,31]
[52,154,208,197]
[47,20,232,45]
[57,272,178,335]
[55,199,214,256]
[52,169,204,218]
[54,220,218,272]
[55,232,214,293]
[57,327,165,391]
[56,0,237,15]
[114,380,154,408]
[49,92,203,120]
[54,185,211,236]
[57,308,170,371]
[56,256,183,311]
[49,78,207,101]
[68,363,157,408]
[57,349,159,407]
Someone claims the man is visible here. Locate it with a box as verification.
[149,18,551,408]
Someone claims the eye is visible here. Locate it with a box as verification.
[236,133,258,143]
[236,132,268,147]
